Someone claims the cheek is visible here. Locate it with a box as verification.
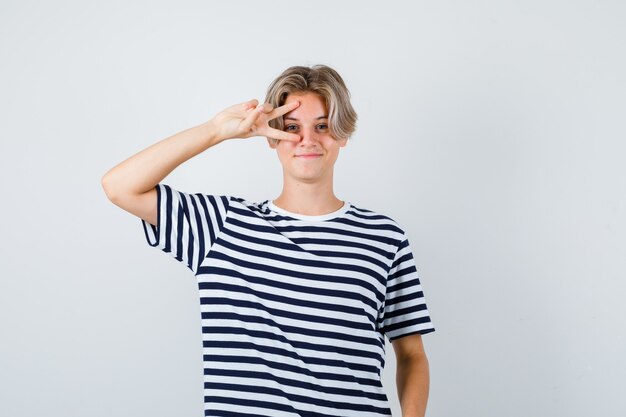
[324,139,340,153]
[276,147,292,162]
[278,141,296,152]
[323,136,340,146]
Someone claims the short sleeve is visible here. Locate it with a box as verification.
[377,232,435,342]
[140,183,230,275]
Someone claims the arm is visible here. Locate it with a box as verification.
[101,99,301,224]
[392,333,430,417]
[101,120,220,201]
[100,119,221,226]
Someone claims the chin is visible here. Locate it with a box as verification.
[287,172,323,182]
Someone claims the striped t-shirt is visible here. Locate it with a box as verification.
[141,183,435,417]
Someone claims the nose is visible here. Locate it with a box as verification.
[298,125,320,144]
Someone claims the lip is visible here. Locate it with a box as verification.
[295,154,322,158]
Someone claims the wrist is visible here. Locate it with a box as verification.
[199,119,223,148]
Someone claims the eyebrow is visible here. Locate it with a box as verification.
[283,115,328,121]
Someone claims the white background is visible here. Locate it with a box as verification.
[1,1,625,416]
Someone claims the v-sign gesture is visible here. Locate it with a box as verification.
[209,99,301,143]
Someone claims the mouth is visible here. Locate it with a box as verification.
[295,154,322,159]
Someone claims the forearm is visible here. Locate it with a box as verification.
[102,120,220,198]
[396,355,430,417]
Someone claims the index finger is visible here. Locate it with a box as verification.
[267,100,301,121]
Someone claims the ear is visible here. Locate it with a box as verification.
[266,137,279,149]
[338,137,349,148]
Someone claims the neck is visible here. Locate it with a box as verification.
[273,171,344,216]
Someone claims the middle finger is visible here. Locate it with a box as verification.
[267,100,301,121]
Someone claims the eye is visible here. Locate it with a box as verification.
[285,124,298,131]
[317,124,328,130]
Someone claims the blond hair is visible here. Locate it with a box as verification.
[264,64,358,142]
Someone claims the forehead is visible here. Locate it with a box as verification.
[283,92,328,120]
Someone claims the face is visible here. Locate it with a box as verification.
[267,91,347,184]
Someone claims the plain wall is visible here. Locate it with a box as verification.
[1,1,624,416]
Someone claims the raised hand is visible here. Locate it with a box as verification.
[209,99,302,143]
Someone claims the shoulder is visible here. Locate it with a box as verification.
[347,202,408,241]
[226,196,269,217]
